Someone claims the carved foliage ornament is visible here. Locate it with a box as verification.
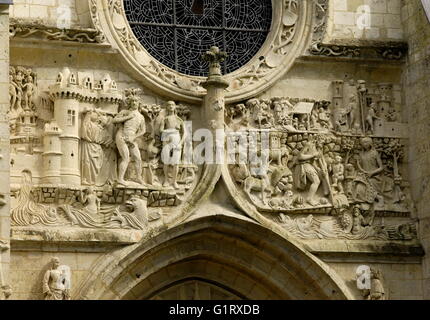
[91,0,313,103]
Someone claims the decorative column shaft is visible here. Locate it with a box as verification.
[202,46,229,131]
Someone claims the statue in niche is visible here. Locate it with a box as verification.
[160,101,185,189]
[80,109,116,186]
[113,90,146,186]
[42,257,71,300]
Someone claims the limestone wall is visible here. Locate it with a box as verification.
[328,0,403,41]
[0,4,10,300]
[402,0,430,299]
[3,0,427,300]
[10,249,103,300]
[9,0,91,28]
[327,261,423,300]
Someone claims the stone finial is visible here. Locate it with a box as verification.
[202,46,228,77]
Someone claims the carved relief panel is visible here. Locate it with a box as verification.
[223,79,415,242]
[9,67,201,233]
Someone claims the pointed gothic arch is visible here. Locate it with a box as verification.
[74,215,354,300]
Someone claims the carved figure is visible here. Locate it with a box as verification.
[355,137,385,205]
[43,257,71,300]
[318,107,331,129]
[13,67,24,115]
[351,206,366,234]
[23,74,36,111]
[335,108,348,132]
[366,268,385,300]
[344,163,356,198]
[248,99,272,128]
[272,167,293,197]
[113,92,146,186]
[365,103,381,134]
[292,136,324,206]
[331,155,345,194]
[9,72,18,121]
[345,94,360,132]
[273,101,286,124]
[160,101,185,189]
[81,110,115,186]
[231,150,272,205]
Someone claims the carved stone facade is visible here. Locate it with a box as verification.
[1,0,428,300]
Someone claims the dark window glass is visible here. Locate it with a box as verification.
[124,0,272,77]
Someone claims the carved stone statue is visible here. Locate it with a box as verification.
[23,73,36,111]
[345,94,360,132]
[331,155,345,194]
[81,110,115,186]
[365,103,381,134]
[357,267,386,300]
[292,136,324,206]
[248,98,273,128]
[367,268,385,300]
[113,92,146,186]
[355,137,385,205]
[42,257,71,300]
[160,101,185,189]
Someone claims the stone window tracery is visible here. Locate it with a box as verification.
[123,0,272,76]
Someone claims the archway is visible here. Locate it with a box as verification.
[75,216,353,300]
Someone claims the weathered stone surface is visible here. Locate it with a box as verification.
[0,0,428,301]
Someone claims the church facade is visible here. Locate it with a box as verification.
[0,0,428,300]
